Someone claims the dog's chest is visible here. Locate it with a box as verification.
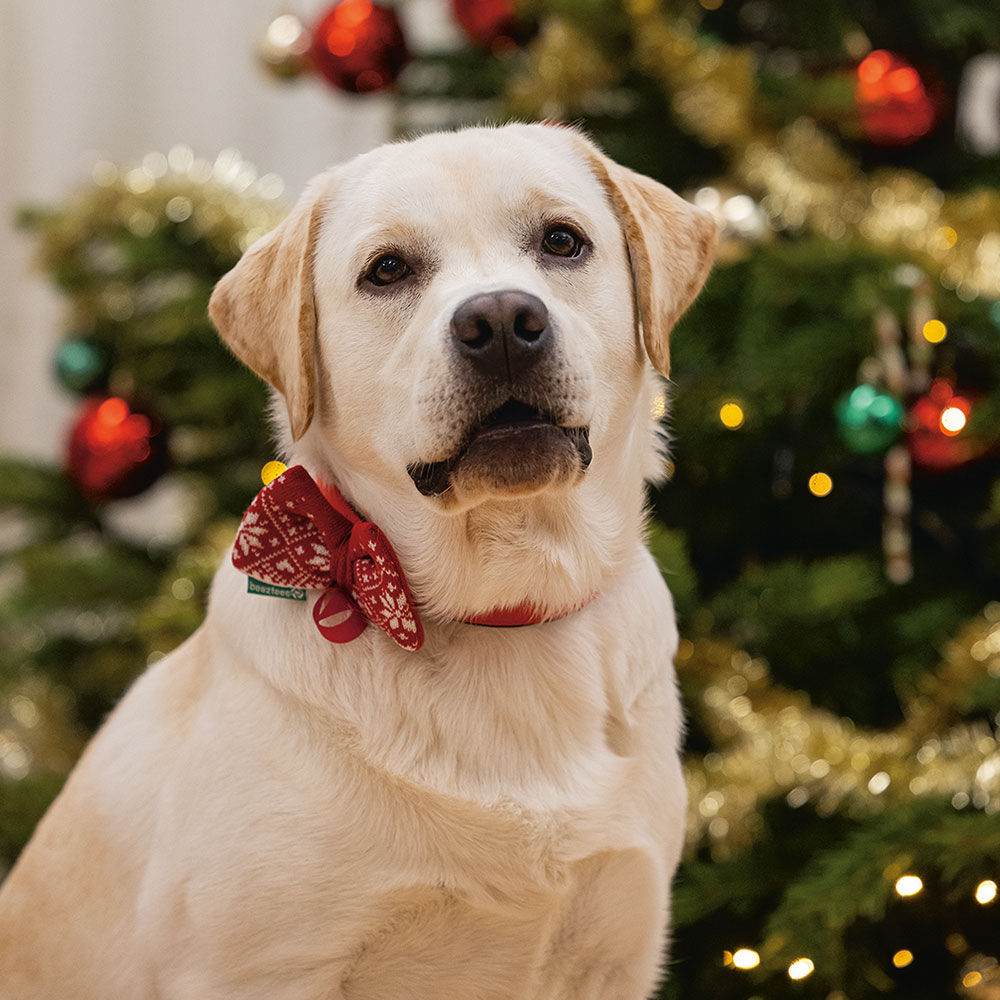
[157,756,670,999]
[321,725,672,998]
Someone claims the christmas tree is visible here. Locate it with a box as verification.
[4,1,1000,997]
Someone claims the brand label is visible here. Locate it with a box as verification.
[247,576,307,601]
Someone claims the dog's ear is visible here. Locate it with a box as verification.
[209,181,328,441]
[575,138,717,378]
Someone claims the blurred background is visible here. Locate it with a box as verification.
[1,0,999,997]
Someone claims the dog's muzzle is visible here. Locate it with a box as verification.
[407,289,592,499]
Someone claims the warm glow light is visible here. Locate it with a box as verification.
[787,958,815,980]
[335,0,373,28]
[267,13,303,47]
[887,66,919,95]
[868,770,891,794]
[322,26,356,56]
[808,472,833,497]
[732,948,761,970]
[937,226,958,248]
[922,319,947,343]
[940,406,968,436]
[97,397,129,426]
[858,50,892,84]
[975,879,997,904]
[892,949,914,968]
[964,971,983,988]
[895,875,923,897]
[719,402,745,429]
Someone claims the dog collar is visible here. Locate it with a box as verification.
[232,465,593,651]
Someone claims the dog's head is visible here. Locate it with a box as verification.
[210,125,714,612]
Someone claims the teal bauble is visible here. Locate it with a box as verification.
[835,384,904,454]
[54,337,111,394]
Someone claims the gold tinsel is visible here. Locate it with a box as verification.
[30,147,287,282]
[507,1,1000,300]
[506,17,621,121]
[681,604,1000,857]
[621,6,1000,300]
[0,679,85,782]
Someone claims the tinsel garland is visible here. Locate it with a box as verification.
[682,604,1000,857]
[626,4,1000,300]
[505,1,1000,300]
[22,147,287,330]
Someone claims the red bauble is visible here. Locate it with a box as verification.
[451,0,530,49]
[67,396,168,501]
[856,50,940,146]
[309,0,409,94]
[907,378,986,470]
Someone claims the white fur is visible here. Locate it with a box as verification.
[0,124,700,1000]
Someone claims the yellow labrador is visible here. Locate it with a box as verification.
[0,124,715,999]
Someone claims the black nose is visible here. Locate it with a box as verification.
[450,290,551,381]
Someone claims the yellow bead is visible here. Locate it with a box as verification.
[261,460,287,486]
[922,319,947,343]
[808,472,833,497]
[719,402,745,429]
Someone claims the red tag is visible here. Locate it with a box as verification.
[312,586,368,644]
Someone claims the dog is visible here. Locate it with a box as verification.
[0,123,715,999]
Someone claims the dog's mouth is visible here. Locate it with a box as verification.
[408,399,592,498]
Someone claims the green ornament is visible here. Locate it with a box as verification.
[54,337,111,394]
[835,384,904,454]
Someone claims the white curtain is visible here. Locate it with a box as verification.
[0,0,421,461]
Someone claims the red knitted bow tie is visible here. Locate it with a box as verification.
[232,465,425,651]
[233,465,597,650]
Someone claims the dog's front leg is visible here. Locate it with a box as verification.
[540,848,669,1000]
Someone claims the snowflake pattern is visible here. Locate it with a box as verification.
[232,466,424,651]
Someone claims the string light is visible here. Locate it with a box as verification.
[975,879,997,904]
[787,958,815,980]
[922,319,947,343]
[940,404,968,436]
[808,472,833,497]
[675,616,1000,978]
[963,971,983,988]
[895,874,924,897]
[719,402,745,429]
[731,948,761,969]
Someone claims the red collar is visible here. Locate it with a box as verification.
[459,602,590,628]
[232,465,594,651]
[314,478,593,631]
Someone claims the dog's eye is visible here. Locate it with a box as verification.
[366,254,411,287]
[542,222,587,257]
[542,226,583,257]
[542,225,585,259]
